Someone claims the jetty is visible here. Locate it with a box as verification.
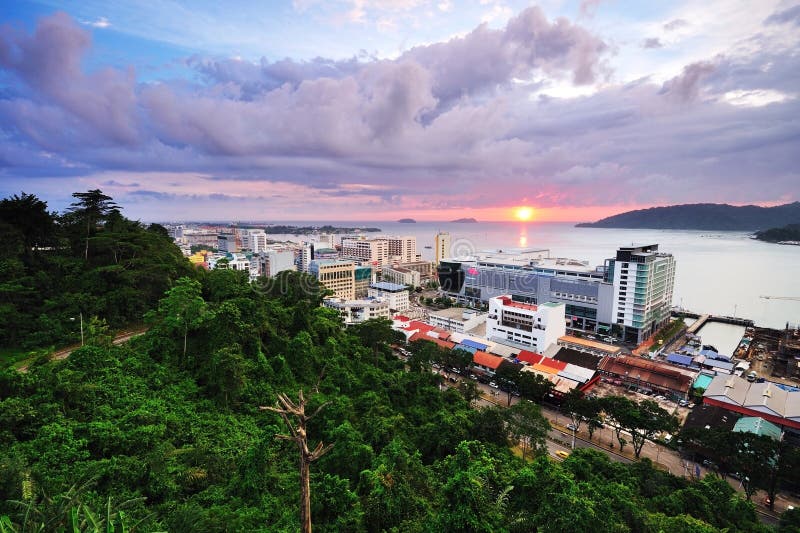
[675,311,754,334]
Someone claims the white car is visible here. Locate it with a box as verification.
[489,381,499,389]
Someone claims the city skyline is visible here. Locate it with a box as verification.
[1,1,798,222]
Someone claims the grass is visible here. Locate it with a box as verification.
[649,319,686,352]
[0,347,49,369]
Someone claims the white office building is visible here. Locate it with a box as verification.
[323,297,391,325]
[486,295,566,353]
[241,230,268,253]
[251,251,296,278]
[368,282,410,313]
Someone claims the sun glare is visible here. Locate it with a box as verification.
[514,206,534,221]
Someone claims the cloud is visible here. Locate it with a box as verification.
[642,38,663,49]
[0,12,139,145]
[0,8,798,219]
[663,18,689,31]
[80,17,111,29]
[660,61,717,102]
[764,4,800,26]
[579,0,605,18]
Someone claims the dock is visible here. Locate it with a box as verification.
[686,314,709,334]
[677,312,755,335]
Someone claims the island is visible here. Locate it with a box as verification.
[754,223,800,245]
[576,202,800,230]
[397,218,417,223]
[451,217,478,223]
[262,224,381,234]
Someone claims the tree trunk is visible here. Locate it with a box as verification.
[300,456,312,533]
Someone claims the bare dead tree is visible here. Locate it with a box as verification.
[261,390,333,533]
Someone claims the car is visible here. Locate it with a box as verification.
[678,399,690,407]
[469,374,478,380]
[555,450,570,459]
[566,423,578,431]
[448,377,459,383]
[489,381,499,389]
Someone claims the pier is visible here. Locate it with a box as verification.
[686,314,709,334]
[674,311,754,334]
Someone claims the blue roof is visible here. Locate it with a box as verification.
[370,282,407,292]
[453,343,477,354]
[702,359,734,371]
[700,349,731,361]
[461,339,488,350]
[667,353,694,366]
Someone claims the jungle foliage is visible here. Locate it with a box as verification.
[0,192,779,532]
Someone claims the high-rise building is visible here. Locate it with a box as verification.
[299,243,314,273]
[309,260,356,300]
[341,238,389,265]
[387,236,417,264]
[252,251,296,278]
[435,232,451,265]
[354,266,373,298]
[241,230,268,253]
[438,244,676,341]
[606,244,676,345]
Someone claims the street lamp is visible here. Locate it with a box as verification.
[571,423,576,450]
[70,312,84,346]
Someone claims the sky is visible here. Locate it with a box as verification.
[0,0,798,222]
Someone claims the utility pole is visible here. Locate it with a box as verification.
[70,313,84,346]
[261,390,333,533]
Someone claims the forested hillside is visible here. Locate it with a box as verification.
[576,202,800,230]
[0,191,195,350]
[0,192,793,532]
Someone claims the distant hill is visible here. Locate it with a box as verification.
[397,218,416,223]
[452,217,478,223]
[576,202,800,230]
[754,223,800,243]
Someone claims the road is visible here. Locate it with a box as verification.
[17,327,147,372]
[428,362,795,520]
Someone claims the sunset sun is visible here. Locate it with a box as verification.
[514,206,535,221]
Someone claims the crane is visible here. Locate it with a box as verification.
[760,296,800,301]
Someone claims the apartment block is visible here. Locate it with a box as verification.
[341,238,390,265]
[387,236,417,264]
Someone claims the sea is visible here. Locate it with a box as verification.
[267,220,800,332]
